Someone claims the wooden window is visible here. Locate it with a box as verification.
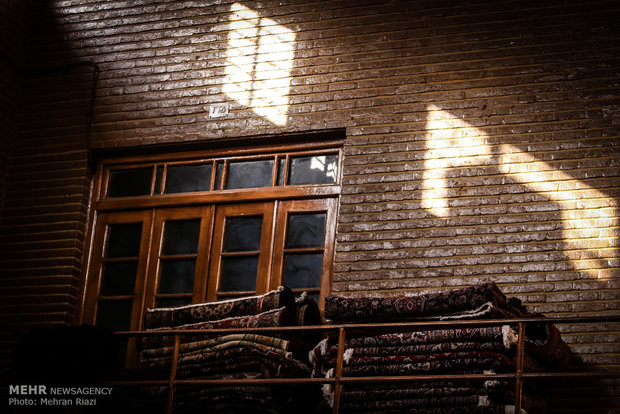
[81,140,342,362]
[271,199,337,304]
[207,202,276,300]
[144,206,213,310]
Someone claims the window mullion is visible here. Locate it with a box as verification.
[135,209,157,331]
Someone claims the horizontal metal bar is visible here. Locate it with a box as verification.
[104,370,620,389]
[174,378,335,386]
[114,315,620,336]
[521,371,620,379]
[104,378,335,387]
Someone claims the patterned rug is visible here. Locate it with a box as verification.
[141,306,293,349]
[144,286,294,329]
[129,288,320,413]
[314,283,574,413]
[324,283,522,323]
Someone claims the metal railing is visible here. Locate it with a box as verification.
[109,315,620,414]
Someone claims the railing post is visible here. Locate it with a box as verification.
[166,333,181,414]
[515,322,526,414]
[332,327,347,414]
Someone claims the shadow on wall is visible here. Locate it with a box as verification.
[222,2,296,126]
[421,104,618,280]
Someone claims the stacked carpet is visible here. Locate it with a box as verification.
[312,283,573,414]
[128,287,321,413]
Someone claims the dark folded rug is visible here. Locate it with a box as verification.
[522,314,574,369]
[340,383,506,403]
[144,286,294,329]
[138,333,289,363]
[141,306,293,349]
[324,283,519,322]
[310,325,515,363]
[134,343,308,378]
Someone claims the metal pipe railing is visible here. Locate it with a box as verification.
[109,315,620,414]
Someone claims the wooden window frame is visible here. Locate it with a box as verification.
[271,198,337,304]
[207,202,276,301]
[79,140,342,339]
[144,206,214,310]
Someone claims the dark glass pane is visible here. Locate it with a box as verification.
[225,159,274,189]
[101,261,137,296]
[108,167,152,197]
[277,158,286,186]
[96,300,133,331]
[282,253,323,289]
[165,163,212,193]
[215,161,223,190]
[155,165,163,194]
[289,155,338,185]
[219,256,258,292]
[286,213,326,249]
[105,223,142,258]
[223,216,262,252]
[310,292,320,305]
[162,219,201,255]
[156,297,192,308]
[158,259,196,294]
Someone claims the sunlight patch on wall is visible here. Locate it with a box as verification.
[498,146,618,277]
[422,104,618,278]
[223,3,295,126]
[422,104,492,216]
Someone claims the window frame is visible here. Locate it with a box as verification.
[78,139,343,336]
[271,198,337,303]
[95,145,343,211]
[207,202,276,301]
[144,206,214,310]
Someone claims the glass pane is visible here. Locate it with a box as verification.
[309,292,320,305]
[96,300,133,331]
[277,158,286,186]
[219,256,258,292]
[215,161,223,190]
[155,165,163,194]
[289,155,338,185]
[101,261,137,296]
[282,253,323,289]
[165,163,212,193]
[162,219,201,255]
[286,213,326,249]
[156,297,192,308]
[158,259,196,294]
[223,216,262,252]
[108,167,152,197]
[226,159,274,189]
[105,223,142,258]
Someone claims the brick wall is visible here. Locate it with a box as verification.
[0,0,29,215]
[0,0,30,382]
[1,0,618,392]
[0,1,95,383]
